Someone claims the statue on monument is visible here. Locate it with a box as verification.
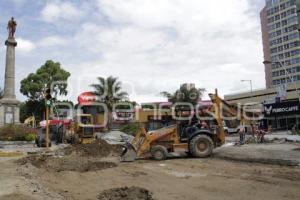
[0,17,20,126]
[7,17,17,38]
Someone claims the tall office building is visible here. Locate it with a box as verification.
[261,0,300,88]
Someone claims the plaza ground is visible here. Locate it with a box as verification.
[0,134,300,200]
[0,156,299,200]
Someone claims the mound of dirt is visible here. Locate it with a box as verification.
[18,154,118,172]
[97,187,154,200]
[64,139,123,157]
[17,139,122,172]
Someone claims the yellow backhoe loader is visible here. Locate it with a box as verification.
[24,115,36,128]
[121,89,256,161]
[65,114,96,144]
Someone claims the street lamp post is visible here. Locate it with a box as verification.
[241,79,254,136]
[241,79,253,114]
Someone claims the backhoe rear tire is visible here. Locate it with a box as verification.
[189,135,213,158]
[151,145,168,161]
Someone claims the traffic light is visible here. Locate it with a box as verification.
[45,88,52,107]
[45,88,52,100]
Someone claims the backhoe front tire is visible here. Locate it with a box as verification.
[189,135,213,158]
[151,145,168,161]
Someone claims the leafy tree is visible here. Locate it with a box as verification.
[19,60,70,121]
[20,101,45,123]
[91,76,128,130]
[20,60,71,101]
[161,85,206,106]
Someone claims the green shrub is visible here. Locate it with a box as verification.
[120,123,140,136]
[0,124,37,141]
[24,133,36,141]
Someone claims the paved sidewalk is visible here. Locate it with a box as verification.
[0,143,68,157]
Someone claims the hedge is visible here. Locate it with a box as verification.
[0,124,37,141]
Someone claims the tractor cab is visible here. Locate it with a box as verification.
[175,106,213,143]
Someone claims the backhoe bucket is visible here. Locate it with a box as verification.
[121,143,137,162]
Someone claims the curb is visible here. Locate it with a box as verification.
[0,141,35,145]
[0,151,25,157]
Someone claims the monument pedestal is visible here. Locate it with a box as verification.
[0,98,20,125]
[0,36,20,126]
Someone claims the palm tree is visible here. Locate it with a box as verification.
[91,76,128,130]
[161,85,206,106]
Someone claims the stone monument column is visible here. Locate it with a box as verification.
[0,17,20,126]
[3,38,17,99]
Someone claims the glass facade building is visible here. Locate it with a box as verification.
[262,0,300,88]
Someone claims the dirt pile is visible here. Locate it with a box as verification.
[17,139,122,172]
[18,155,117,172]
[97,187,154,200]
[64,139,123,157]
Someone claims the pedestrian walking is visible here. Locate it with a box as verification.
[239,124,246,145]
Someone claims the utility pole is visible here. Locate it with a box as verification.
[45,99,49,149]
[45,88,52,149]
[241,79,254,135]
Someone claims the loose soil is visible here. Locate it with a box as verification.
[18,154,117,172]
[0,193,37,200]
[2,157,300,200]
[2,140,300,200]
[97,186,154,200]
[17,139,122,172]
[64,139,123,157]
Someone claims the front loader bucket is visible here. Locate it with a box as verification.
[120,143,137,162]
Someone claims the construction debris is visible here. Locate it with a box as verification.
[100,131,134,145]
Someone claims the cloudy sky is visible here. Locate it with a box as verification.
[0,0,266,103]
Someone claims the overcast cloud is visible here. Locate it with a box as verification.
[0,0,266,103]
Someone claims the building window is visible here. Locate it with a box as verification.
[291,49,300,56]
[271,47,278,53]
[282,20,288,26]
[268,17,275,23]
[293,75,300,81]
[276,30,281,36]
[276,22,281,28]
[285,60,291,66]
[285,52,291,58]
[291,58,300,65]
